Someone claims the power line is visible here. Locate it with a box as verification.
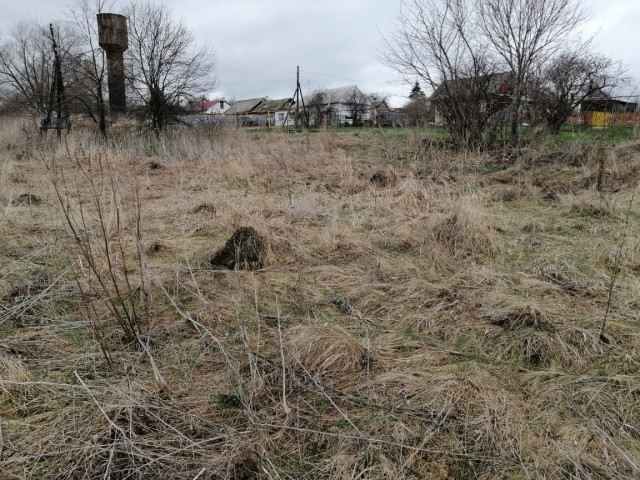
[299,69,409,102]
[300,69,398,90]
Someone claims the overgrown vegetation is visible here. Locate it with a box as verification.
[0,1,215,133]
[383,0,626,149]
[1,116,640,478]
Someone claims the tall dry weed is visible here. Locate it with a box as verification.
[47,143,152,367]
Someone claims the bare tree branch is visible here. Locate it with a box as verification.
[478,0,589,141]
[124,1,215,132]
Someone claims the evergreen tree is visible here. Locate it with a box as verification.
[405,81,430,126]
[409,81,426,100]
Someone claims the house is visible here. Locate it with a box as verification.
[223,97,294,126]
[369,96,405,127]
[191,99,230,114]
[369,95,388,126]
[580,93,638,127]
[250,98,294,127]
[224,98,267,125]
[375,108,407,127]
[430,72,516,124]
[300,85,372,127]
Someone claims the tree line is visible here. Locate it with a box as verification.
[0,0,215,135]
[384,0,626,148]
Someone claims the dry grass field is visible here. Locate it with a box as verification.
[1,115,639,479]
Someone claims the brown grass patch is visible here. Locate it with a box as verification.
[1,119,639,479]
[491,306,556,331]
[432,197,500,259]
[285,324,366,380]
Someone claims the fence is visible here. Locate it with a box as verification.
[567,111,640,128]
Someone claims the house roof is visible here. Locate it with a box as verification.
[302,85,367,106]
[580,94,637,112]
[251,98,293,113]
[431,72,513,99]
[370,97,388,109]
[488,72,513,94]
[581,89,637,106]
[225,98,266,115]
[192,100,219,112]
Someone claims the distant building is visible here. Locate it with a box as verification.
[301,85,372,127]
[430,72,516,124]
[369,96,405,127]
[191,99,230,114]
[251,98,294,126]
[218,86,401,128]
[580,92,638,127]
[224,97,293,126]
[580,94,637,114]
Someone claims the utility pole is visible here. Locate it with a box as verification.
[41,24,70,136]
[285,65,307,129]
[295,66,300,127]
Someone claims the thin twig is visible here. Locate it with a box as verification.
[600,189,637,340]
[73,370,142,457]
[192,467,207,480]
[0,414,4,461]
[276,297,290,415]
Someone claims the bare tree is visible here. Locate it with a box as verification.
[0,21,83,118]
[125,1,215,132]
[403,98,430,127]
[0,23,54,113]
[478,0,589,141]
[344,87,370,127]
[528,50,622,134]
[382,0,500,148]
[65,0,113,136]
[404,81,430,126]
[307,92,328,128]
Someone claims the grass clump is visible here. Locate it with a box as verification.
[432,196,500,260]
[286,324,366,381]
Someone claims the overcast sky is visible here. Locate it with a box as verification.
[1,0,639,107]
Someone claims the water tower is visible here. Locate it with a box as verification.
[97,13,128,114]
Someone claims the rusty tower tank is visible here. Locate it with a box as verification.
[97,13,128,114]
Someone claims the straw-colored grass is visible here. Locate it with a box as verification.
[285,324,366,381]
[0,115,639,478]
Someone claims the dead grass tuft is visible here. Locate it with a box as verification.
[285,324,366,380]
[432,197,500,259]
[370,166,398,188]
[565,191,617,217]
[210,226,268,271]
[10,193,43,206]
[491,306,555,332]
[0,353,30,401]
[191,203,216,215]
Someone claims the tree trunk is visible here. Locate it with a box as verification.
[510,81,522,143]
[97,80,107,138]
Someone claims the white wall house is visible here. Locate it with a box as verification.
[275,85,372,127]
[191,99,230,114]
[302,85,372,127]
